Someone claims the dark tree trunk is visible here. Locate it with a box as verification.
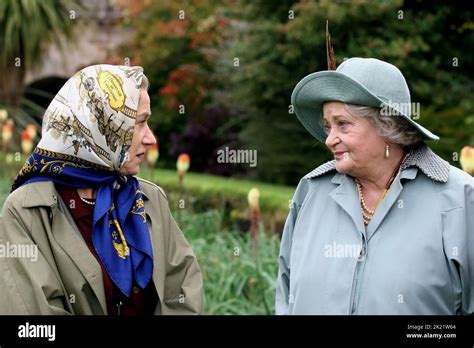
[0,58,26,107]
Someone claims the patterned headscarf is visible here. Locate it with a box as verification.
[12,64,153,297]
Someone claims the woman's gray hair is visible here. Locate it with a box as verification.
[343,103,424,147]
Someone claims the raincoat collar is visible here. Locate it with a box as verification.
[304,143,450,183]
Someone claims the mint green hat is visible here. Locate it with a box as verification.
[291,57,439,143]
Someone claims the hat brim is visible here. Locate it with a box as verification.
[291,71,439,143]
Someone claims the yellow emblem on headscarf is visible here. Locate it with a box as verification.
[98,70,126,112]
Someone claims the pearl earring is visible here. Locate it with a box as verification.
[385,144,390,159]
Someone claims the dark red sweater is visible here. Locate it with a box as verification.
[56,184,158,315]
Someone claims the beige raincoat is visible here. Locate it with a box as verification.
[0,178,204,315]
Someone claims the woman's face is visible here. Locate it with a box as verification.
[322,102,386,177]
[119,88,156,176]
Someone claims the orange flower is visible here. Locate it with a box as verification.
[177,153,190,184]
[177,153,190,174]
[25,124,37,140]
[146,143,159,168]
[460,146,474,175]
[21,130,33,155]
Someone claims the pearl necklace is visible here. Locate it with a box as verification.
[356,153,409,226]
[79,195,96,205]
[355,179,374,225]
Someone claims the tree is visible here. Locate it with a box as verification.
[115,1,474,184]
[0,0,76,107]
[116,0,238,172]
[219,0,474,184]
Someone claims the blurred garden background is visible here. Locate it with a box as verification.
[0,0,473,314]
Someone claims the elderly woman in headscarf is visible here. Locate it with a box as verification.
[276,57,474,315]
[0,65,203,315]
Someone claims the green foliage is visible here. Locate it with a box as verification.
[117,0,226,169]
[140,168,293,231]
[0,0,79,109]
[120,1,473,185]
[0,0,76,67]
[3,0,470,188]
[216,0,474,184]
[178,209,279,314]
[0,152,27,207]
[215,1,325,184]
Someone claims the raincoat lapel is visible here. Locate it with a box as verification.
[50,199,107,314]
[365,167,418,241]
[329,173,366,236]
[140,192,166,313]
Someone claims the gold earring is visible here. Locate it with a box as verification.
[385,144,390,159]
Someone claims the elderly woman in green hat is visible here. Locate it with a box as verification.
[276,57,474,315]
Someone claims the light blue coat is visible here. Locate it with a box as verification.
[276,144,474,315]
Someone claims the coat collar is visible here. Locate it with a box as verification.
[303,143,450,183]
[21,181,58,208]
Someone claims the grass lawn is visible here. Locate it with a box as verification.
[140,167,295,215]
